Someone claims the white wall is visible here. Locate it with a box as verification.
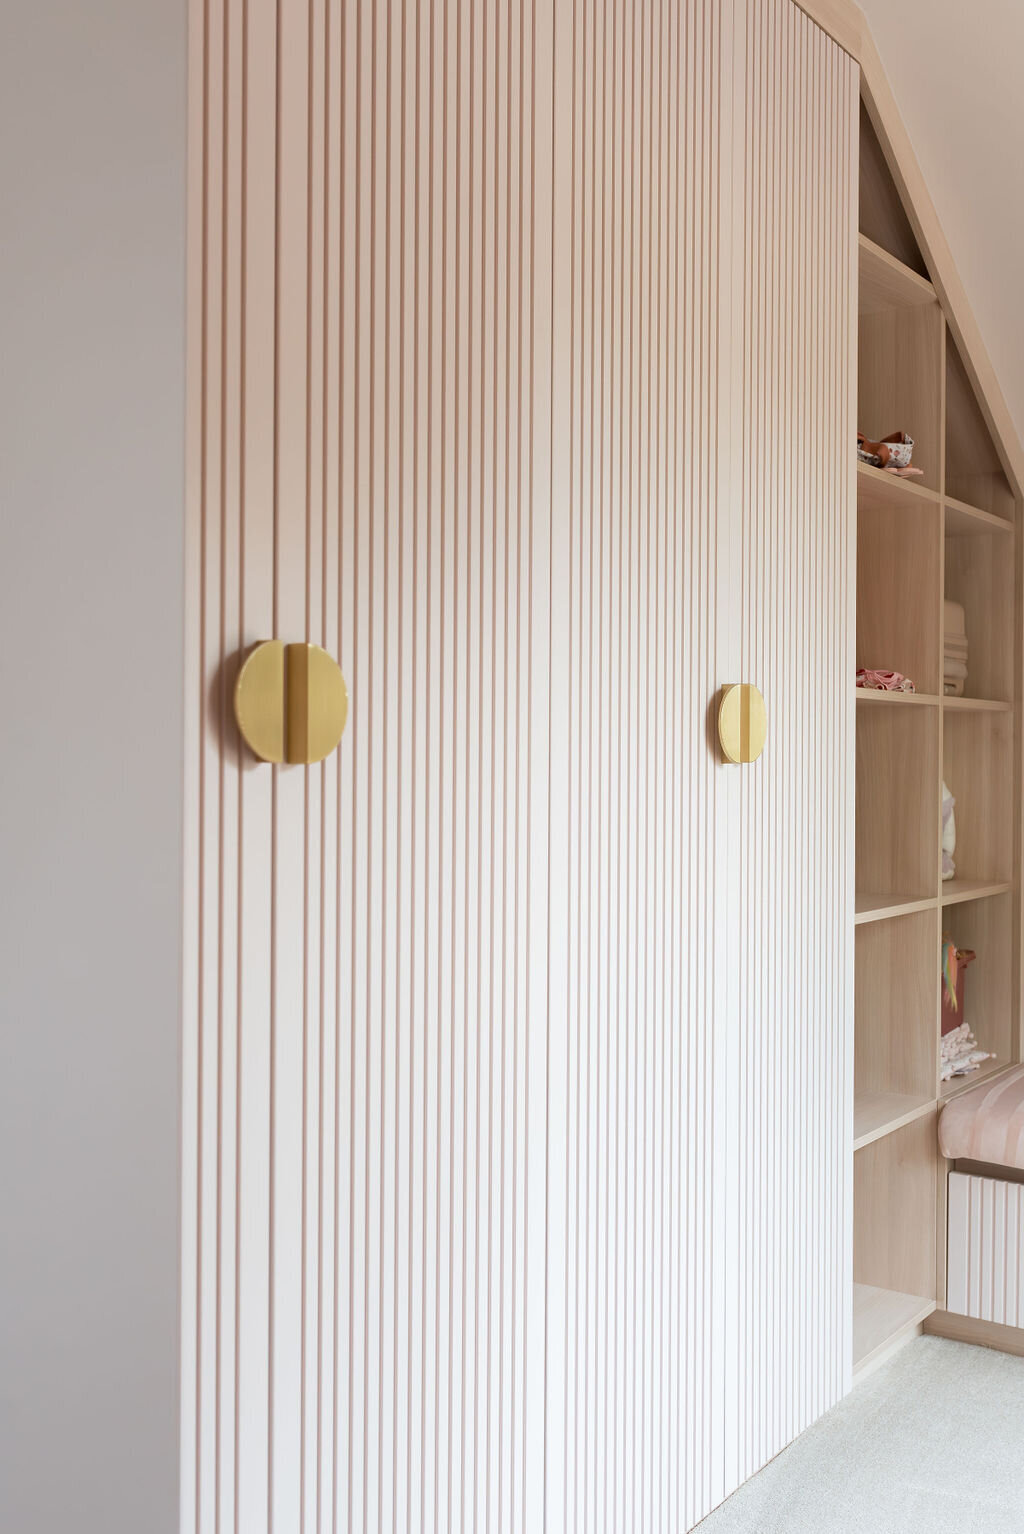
[0,4,186,1532]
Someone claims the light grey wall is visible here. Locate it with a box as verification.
[0,4,186,1531]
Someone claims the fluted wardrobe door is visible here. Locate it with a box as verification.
[718,1,857,1497]
[551,1,857,1526]
[182,2,856,1531]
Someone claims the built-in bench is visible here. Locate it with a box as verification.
[939,1067,1024,1329]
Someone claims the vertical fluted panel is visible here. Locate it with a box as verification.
[726,0,857,1491]
[555,2,856,1528]
[558,2,726,1527]
[948,1173,1024,1327]
[184,2,855,1532]
[185,1,554,1529]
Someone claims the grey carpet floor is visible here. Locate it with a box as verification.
[695,1336,1024,1533]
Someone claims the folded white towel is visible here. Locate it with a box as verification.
[944,598,967,636]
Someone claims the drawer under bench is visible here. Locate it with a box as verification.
[947,1168,1024,1326]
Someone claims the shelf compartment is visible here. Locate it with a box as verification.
[942,712,1014,885]
[857,487,941,695]
[859,234,935,314]
[859,301,943,493]
[944,495,1013,538]
[856,909,940,1111]
[940,892,1016,1092]
[857,704,940,903]
[854,1113,937,1360]
[854,1093,936,1152]
[945,524,1015,702]
[946,327,1016,521]
[853,1283,936,1373]
[858,101,928,277]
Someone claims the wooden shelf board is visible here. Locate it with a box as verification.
[942,695,1011,713]
[944,494,1014,537]
[941,879,1012,908]
[855,892,938,925]
[940,1056,1016,1102]
[855,688,940,706]
[853,1283,936,1373]
[858,234,937,315]
[856,460,941,515]
[854,1091,936,1152]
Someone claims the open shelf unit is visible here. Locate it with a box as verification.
[852,107,1024,1372]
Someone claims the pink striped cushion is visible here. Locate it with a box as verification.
[938,1066,1024,1169]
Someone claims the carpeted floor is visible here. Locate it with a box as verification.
[695,1336,1024,1533]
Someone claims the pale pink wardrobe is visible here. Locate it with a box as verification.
[183,1,857,1530]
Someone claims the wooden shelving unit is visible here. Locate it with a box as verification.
[852,109,1024,1372]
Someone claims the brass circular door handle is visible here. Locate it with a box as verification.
[718,683,767,764]
[234,640,349,764]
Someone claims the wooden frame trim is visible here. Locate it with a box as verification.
[925,1309,1024,1358]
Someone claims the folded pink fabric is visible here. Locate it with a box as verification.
[938,1066,1024,1169]
[856,669,916,693]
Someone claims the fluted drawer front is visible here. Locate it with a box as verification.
[948,1172,1024,1326]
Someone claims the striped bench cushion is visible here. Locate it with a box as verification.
[939,1065,1024,1170]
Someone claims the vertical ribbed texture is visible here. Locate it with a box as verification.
[727,0,857,1488]
[183,3,856,1532]
[555,1,856,1526]
[948,1172,1024,1327]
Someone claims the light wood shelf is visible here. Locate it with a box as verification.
[858,233,936,314]
[854,892,937,925]
[852,692,1011,714]
[854,1092,936,1152]
[853,690,1011,714]
[942,695,1011,713]
[944,494,1013,537]
[941,878,1012,908]
[855,688,940,707]
[856,459,940,514]
[853,1283,936,1373]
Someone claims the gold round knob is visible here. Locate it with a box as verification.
[234,640,349,764]
[718,683,767,764]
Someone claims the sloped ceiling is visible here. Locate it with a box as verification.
[858,0,1024,448]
